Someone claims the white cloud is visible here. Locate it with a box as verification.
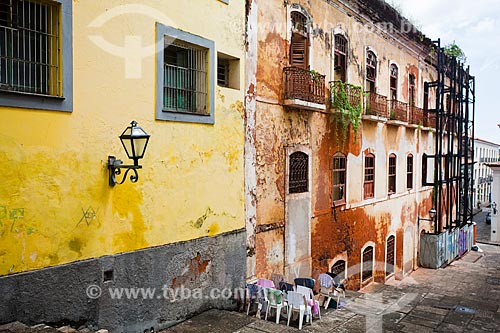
[471,17,496,34]
[389,0,500,143]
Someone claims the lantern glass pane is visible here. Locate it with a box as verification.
[121,138,134,159]
[134,137,149,158]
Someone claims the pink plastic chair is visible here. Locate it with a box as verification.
[256,278,275,289]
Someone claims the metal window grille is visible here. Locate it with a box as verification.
[331,260,346,280]
[362,246,374,281]
[291,11,307,36]
[217,58,228,87]
[388,154,396,194]
[334,35,347,82]
[366,51,377,83]
[0,0,60,95]
[386,236,395,276]
[390,64,398,100]
[289,151,308,194]
[409,74,416,107]
[332,153,346,202]
[163,40,208,115]
[364,154,375,199]
[407,154,413,189]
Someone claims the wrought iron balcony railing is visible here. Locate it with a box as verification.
[329,80,362,112]
[388,100,408,122]
[283,67,325,105]
[364,91,388,118]
[410,106,424,126]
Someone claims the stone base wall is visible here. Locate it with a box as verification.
[0,229,246,333]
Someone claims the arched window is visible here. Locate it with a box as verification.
[290,11,309,69]
[364,153,375,199]
[366,51,377,92]
[362,246,374,282]
[390,64,398,100]
[334,34,348,82]
[388,153,396,194]
[289,151,309,193]
[386,235,395,276]
[332,152,347,203]
[407,154,414,190]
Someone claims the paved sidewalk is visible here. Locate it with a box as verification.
[163,244,500,332]
[474,209,500,246]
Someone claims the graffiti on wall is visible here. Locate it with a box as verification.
[0,206,28,236]
[76,206,98,227]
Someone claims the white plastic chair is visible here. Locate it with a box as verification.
[264,288,287,324]
[286,291,312,330]
[296,285,321,319]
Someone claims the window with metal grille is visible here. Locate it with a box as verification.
[289,151,308,194]
[422,153,427,186]
[331,260,346,280]
[390,64,398,100]
[334,34,347,82]
[364,153,375,199]
[217,58,229,87]
[386,236,395,276]
[388,154,396,194]
[163,40,208,115]
[407,154,413,190]
[290,11,308,69]
[362,246,374,281]
[332,153,346,203]
[409,74,416,107]
[423,82,429,111]
[366,51,377,92]
[0,0,60,96]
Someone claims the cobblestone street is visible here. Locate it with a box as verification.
[164,242,500,332]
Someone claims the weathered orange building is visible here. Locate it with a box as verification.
[245,0,440,289]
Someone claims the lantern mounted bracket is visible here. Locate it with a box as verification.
[108,121,150,187]
[108,156,142,186]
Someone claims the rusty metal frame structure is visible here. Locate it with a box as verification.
[424,39,475,232]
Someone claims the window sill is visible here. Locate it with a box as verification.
[333,200,346,208]
[159,109,214,125]
[0,89,65,100]
[0,89,71,112]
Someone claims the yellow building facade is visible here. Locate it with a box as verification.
[0,0,246,331]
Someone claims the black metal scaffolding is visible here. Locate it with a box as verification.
[424,39,475,232]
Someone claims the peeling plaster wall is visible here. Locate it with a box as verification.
[251,0,437,287]
[0,0,246,329]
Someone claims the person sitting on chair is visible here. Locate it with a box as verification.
[326,272,346,291]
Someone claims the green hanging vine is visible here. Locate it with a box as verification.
[330,80,363,144]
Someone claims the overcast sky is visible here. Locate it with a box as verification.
[389,0,500,144]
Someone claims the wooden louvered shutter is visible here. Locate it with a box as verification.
[290,33,308,69]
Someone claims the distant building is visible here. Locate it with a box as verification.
[474,138,500,208]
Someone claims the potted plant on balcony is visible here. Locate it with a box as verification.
[389,109,396,120]
[310,69,321,83]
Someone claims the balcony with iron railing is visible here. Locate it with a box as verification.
[329,80,362,113]
[388,100,408,123]
[410,106,424,126]
[283,67,326,111]
[363,91,388,120]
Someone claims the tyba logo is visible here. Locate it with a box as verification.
[88,4,175,78]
